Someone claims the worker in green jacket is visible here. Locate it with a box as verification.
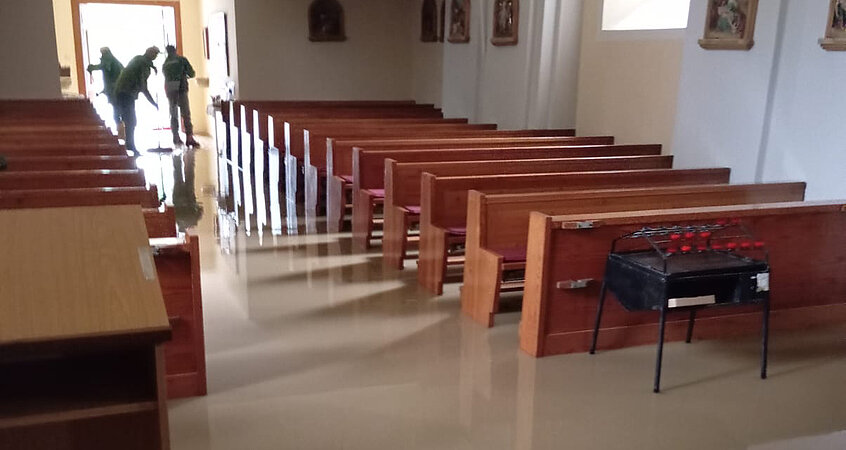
[114,46,160,154]
[162,45,199,147]
[86,47,124,125]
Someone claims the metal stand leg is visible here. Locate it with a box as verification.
[685,309,697,344]
[590,281,608,355]
[654,306,668,393]
[761,299,770,379]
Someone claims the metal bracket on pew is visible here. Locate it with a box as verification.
[560,220,602,230]
[556,279,594,290]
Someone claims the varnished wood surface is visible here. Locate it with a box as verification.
[519,200,846,357]
[416,168,732,295]
[460,182,807,327]
[0,206,170,347]
[0,187,160,209]
[331,136,617,178]
[1,156,136,172]
[325,140,631,233]
[380,155,674,269]
[0,170,146,190]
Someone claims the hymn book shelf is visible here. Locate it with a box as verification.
[0,206,172,450]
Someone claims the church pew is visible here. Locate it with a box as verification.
[231,106,448,208]
[462,182,807,327]
[360,144,663,250]
[0,155,136,171]
[0,186,160,208]
[0,101,103,123]
[228,99,436,157]
[382,154,673,268]
[226,99,422,143]
[238,103,443,168]
[302,125,557,214]
[0,131,116,144]
[519,200,846,358]
[327,136,616,232]
[151,234,207,398]
[308,127,580,213]
[0,169,146,190]
[144,205,177,238]
[0,124,112,134]
[417,168,733,295]
[0,143,126,156]
[297,122,501,207]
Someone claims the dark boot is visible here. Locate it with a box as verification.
[185,135,200,148]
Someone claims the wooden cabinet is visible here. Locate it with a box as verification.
[0,206,172,449]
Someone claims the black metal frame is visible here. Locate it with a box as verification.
[589,222,771,393]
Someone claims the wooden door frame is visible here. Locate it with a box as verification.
[71,0,184,96]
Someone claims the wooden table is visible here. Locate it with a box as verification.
[0,205,172,450]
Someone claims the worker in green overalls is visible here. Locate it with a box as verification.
[162,45,199,147]
[86,47,124,127]
[114,46,160,155]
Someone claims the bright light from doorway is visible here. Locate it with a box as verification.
[602,0,691,31]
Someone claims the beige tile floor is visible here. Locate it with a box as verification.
[162,138,846,450]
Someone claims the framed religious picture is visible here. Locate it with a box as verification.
[448,0,470,43]
[421,0,438,42]
[820,0,846,50]
[491,0,518,46]
[308,0,346,42]
[698,0,759,50]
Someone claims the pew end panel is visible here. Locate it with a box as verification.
[152,234,208,399]
[520,201,846,358]
[461,190,504,326]
[463,182,807,327]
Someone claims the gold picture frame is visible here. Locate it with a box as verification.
[491,0,518,46]
[698,0,759,50]
[820,0,846,50]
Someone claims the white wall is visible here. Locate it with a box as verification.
[202,0,239,98]
[0,0,61,99]
[409,0,444,107]
[761,0,846,200]
[233,0,415,100]
[673,0,846,200]
[441,0,583,129]
[575,0,684,149]
[672,0,786,182]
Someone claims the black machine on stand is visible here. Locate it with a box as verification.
[590,220,771,393]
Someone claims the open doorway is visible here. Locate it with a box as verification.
[73,1,181,148]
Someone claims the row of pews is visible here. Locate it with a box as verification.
[0,100,207,397]
[221,100,846,364]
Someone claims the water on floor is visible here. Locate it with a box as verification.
[148,134,846,450]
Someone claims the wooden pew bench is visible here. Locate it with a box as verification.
[417,168,733,295]
[0,186,161,209]
[238,104,444,170]
[0,169,146,190]
[327,136,615,232]
[298,123,504,210]
[0,143,126,156]
[1,155,136,171]
[461,182,807,327]
[305,128,579,211]
[519,201,846,358]
[381,153,673,267]
[224,99,423,159]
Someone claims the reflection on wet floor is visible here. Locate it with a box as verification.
[160,134,846,450]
